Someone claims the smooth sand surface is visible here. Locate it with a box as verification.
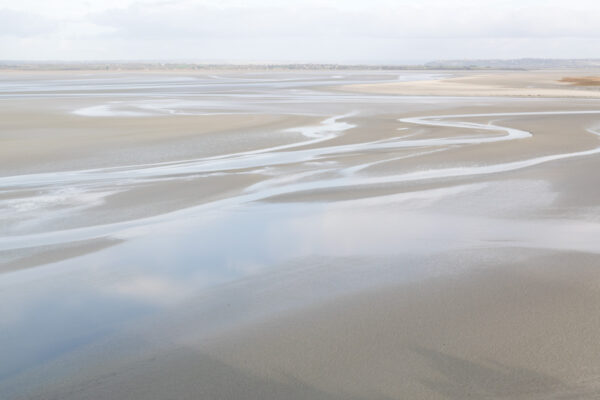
[6,250,600,400]
[206,251,600,400]
[0,103,312,176]
[2,71,600,399]
[342,70,600,98]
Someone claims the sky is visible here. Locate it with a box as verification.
[1,0,599,63]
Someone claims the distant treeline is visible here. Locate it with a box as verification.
[0,62,482,71]
[1,59,599,71]
[425,58,600,69]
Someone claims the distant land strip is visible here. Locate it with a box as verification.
[1,58,600,71]
[0,62,516,71]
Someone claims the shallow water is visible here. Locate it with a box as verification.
[1,71,600,397]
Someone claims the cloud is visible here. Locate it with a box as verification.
[0,8,57,37]
[1,0,600,61]
[111,275,190,306]
[88,1,600,40]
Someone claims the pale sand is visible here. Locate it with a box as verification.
[7,250,600,399]
[341,70,600,98]
[264,107,600,207]
[0,101,314,176]
[2,71,600,400]
[0,94,318,236]
[5,102,599,236]
[0,238,123,273]
[205,251,600,400]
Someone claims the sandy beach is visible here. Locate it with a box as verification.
[2,70,600,399]
[342,70,600,98]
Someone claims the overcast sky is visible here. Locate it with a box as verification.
[1,0,599,63]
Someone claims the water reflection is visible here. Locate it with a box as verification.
[2,181,600,385]
[3,72,600,397]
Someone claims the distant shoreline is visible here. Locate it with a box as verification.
[1,58,600,72]
[0,63,521,72]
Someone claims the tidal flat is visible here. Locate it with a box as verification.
[2,70,600,399]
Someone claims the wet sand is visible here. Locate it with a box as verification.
[1,70,600,399]
[206,251,600,400]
